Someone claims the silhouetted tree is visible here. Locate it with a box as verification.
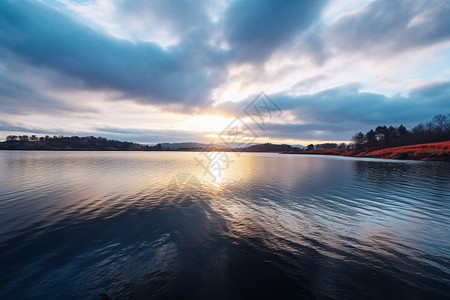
[6,135,18,141]
[352,132,365,150]
[365,129,376,150]
[398,124,408,136]
[315,143,338,149]
[433,114,447,136]
[352,114,450,150]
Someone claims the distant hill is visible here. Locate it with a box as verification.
[159,142,222,150]
[158,142,259,150]
[158,142,298,152]
[243,143,295,152]
[292,144,306,150]
[0,135,300,152]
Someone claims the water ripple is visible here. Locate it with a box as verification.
[0,151,449,299]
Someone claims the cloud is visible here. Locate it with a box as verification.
[0,0,224,111]
[0,0,331,115]
[328,0,450,58]
[1,80,448,143]
[0,120,77,137]
[290,74,328,90]
[0,71,97,115]
[279,0,450,67]
[255,122,361,142]
[94,126,207,143]
[409,80,450,100]
[0,120,206,144]
[117,0,213,38]
[0,121,41,134]
[223,0,328,63]
[211,81,450,141]
[278,81,450,125]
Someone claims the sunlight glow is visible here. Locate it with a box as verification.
[179,115,235,133]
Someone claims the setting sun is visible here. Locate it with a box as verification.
[179,115,235,134]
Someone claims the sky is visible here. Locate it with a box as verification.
[1,0,450,145]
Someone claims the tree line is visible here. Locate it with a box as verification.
[2,135,159,150]
[352,114,450,151]
[307,143,348,150]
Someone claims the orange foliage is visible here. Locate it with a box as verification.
[282,141,450,161]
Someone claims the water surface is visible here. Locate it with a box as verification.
[0,151,449,299]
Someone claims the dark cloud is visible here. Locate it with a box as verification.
[276,81,450,126]
[297,29,330,65]
[328,0,450,57]
[94,126,206,143]
[256,122,362,141]
[118,0,212,36]
[0,72,97,115]
[0,0,224,111]
[1,81,448,142]
[0,121,80,138]
[409,80,450,100]
[212,81,450,141]
[0,0,329,115]
[223,0,328,63]
[0,121,41,134]
[290,74,328,90]
[1,0,448,113]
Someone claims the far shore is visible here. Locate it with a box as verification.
[1,139,449,162]
[281,141,450,162]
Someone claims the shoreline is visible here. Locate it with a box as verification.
[1,141,449,162]
[281,141,450,162]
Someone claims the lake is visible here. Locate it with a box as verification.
[0,151,449,299]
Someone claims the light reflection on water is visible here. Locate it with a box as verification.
[0,151,449,299]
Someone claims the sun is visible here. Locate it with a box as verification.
[181,115,234,134]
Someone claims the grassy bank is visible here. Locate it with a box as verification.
[282,141,450,161]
